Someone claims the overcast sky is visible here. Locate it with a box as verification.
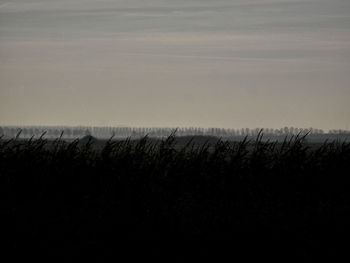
[0,0,349,130]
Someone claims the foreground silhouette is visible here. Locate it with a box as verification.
[2,132,350,259]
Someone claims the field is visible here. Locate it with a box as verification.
[2,132,350,259]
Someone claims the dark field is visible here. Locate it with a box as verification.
[2,133,350,259]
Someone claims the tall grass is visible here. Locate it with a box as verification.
[1,131,350,248]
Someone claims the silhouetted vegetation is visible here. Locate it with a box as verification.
[1,125,349,141]
[2,131,350,259]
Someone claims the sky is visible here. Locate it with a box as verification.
[0,0,349,130]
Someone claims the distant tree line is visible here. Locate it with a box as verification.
[0,125,349,140]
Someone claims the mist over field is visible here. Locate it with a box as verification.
[1,0,350,130]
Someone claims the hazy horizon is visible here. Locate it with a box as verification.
[0,124,347,134]
[1,0,349,130]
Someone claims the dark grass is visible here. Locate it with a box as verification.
[2,131,350,259]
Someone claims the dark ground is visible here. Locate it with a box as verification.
[2,134,350,260]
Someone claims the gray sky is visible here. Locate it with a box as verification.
[1,0,349,130]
